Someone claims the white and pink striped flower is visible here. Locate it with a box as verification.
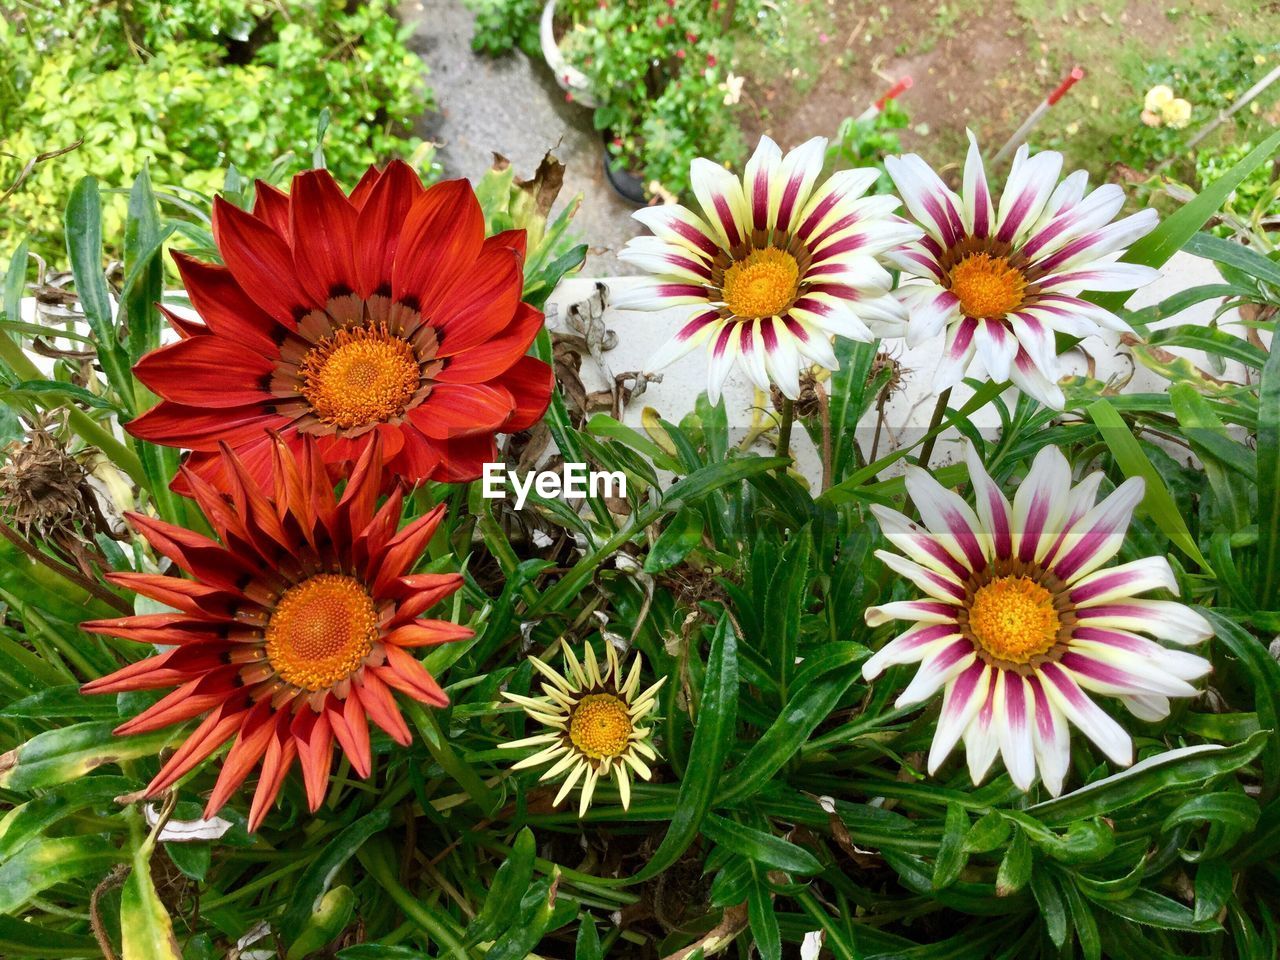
[863,442,1212,795]
[885,134,1160,409]
[616,136,920,403]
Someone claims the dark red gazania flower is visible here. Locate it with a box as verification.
[81,435,471,830]
[127,162,553,491]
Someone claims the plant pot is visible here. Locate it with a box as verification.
[601,133,648,205]
[540,0,598,108]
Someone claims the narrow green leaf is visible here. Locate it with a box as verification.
[1193,860,1232,924]
[703,812,822,875]
[630,615,738,883]
[643,507,704,573]
[662,456,790,508]
[1204,609,1280,798]
[466,827,536,943]
[0,834,119,914]
[124,166,165,364]
[996,830,1031,897]
[1258,342,1280,606]
[1183,231,1280,289]
[574,913,602,960]
[486,868,561,960]
[0,722,179,792]
[65,177,134,413]
[1030,870,1068,947]
[746,868,781,960]
[121,839,183,960]
[1027,734,1268,826]
[1094,889,1221,932]
[932,803,969,890]
[1086,397,1211,570]
[280,809,391,944]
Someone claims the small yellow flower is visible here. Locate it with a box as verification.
[1162,97,1192,129]
[502,641,665,817]
[1255,54,1268,66]
[1144,84,1174,113]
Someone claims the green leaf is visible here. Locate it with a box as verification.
[931,803,969,890]
[486,868,561,960]
[1204,609,1280,798]
[643,507,704,573]
[123,165,166,364]
[996,830,1031,897]
[719,645,860,805]
[286,886,356,960]
[0,775,133,860]
[1258,341,1280,607]
[466,827,536,944]
[1027,735,1268,826]
[1093,127,1280,307]
[3,239,29,333]
[1193,860,1232,924]
[0,834,120,914]
[1030,870,1068,947]
[963,811,1011,854]
[1093,889,1221,933]
[1085,398,1211,571]
[575,913,602,960]
[1183,231,1280,290]
[630,614,738,883]
[0,722,180,792]
[279,809,391,945]
[746,867,781,960]
[0,915,99,957]
[1162,792,1259,860]
[702,812,822,875]
[121,841,183,960]
[0,683,119,721]
[3,379,119,410]
[65,177,134,414]
[662,456,790,508]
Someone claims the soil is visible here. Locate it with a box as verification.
[743,0,1275,182]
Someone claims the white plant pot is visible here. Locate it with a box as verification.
[540,0,598,108]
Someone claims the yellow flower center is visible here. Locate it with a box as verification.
[948,253,1027,319]
[967,576,1060,664]
[299,326,419,428]
[568,693,633,760]
[722,247,800,319]
[264,574,378,691]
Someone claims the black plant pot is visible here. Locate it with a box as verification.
[601,132,648,206]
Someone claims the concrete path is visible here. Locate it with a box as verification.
[401,0,642,275]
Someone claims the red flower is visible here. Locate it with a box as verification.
[128,163,554,492]
[81,435,471,830]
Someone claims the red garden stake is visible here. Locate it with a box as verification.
[858,76,913,122]
[992,66,1085,164]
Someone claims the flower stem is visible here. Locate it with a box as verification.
[902,387,952,518]
[775,397,795,474]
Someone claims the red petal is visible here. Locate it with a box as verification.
[80,611,223,646]
[248,723,298,831]
[114,669,239,735]
[383,619,473,650]
[391,179,484,314]
[172,251,290,348]
[426,433,496,483]
[369,503,444,594]
[205,701,277,817]
[378,645,449,706]
[146,699,247,795]
[489,355,554,431]
[353,159,424,298]
[123,510,254,591]
[335,433,384,537]
[355,670,411,746]
[126,401,286,452]
[328,693,372,779]
[431,246,523,358]
[213,195,316,324]
[103,572,238,619]
[174,432,283,499]
[408,383,515,441]
[386,573,464,622]
[81,644,227,694]
[160,305,209,340]
[435,302,544,384]
[384,426,441,485]
[290,169,359,303]
[252,182,294,241]
[291,708,334,812]
[485,228,528,264]
[133,336,275,408]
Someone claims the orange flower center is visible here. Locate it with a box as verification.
[299,326,419,428]
[967,575,1060,664]
[264,574,378,691]
[722,247,800,319]
[568,693,632,759]
[948,253,1027,319]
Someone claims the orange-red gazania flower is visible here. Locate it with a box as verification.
[127,162,553,491]
[81,435,471,830]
